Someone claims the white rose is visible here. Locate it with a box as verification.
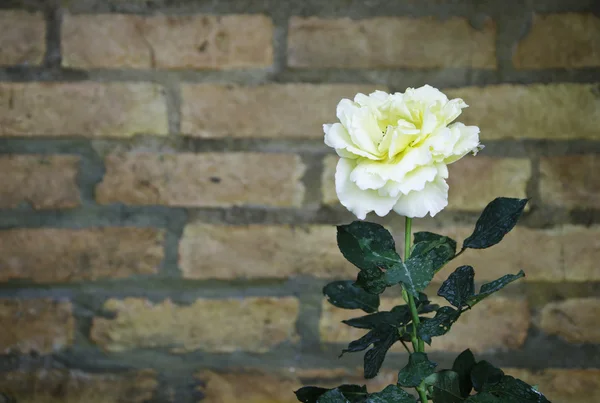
[324,85,482,220]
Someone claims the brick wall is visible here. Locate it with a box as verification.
[0,0,599,402]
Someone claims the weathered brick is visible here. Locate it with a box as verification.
[322,155,531,211]
[0,299,74,354]
[0,369,157,403]
[514,13,600,69]
[320,296,529,353]
[91,297,300,353]
[539,297,600,344]
[0,82,168,137]
[447,156,530,210]
[0,228,164,282]
[194,368,397,403]
[432,225,600,283]
[62,14,273,69]
[322,155,339,205]
[195,370,302,403]
[446,84,600,140]
[288,17,496,69]
[0,155,80,209]
[179,223,353,280]
[505,368,600,403]
[181,84,383,138]
[540,155,599,209]
[0,11,45,66]
[96,152,305,207]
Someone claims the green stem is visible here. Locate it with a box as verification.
[405,217,429,402]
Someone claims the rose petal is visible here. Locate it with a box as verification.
[335,158,398,220]
[393,176,449,218]
[324,123,380,160]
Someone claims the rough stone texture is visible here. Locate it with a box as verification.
[0,228,164,283]
[430,225,600,283]
[195,370,302,403]
[0,82,168,137]
[539,298,600,344]
[62,14,273,69]
[91,297,300,353]
[0,369,157,403]
[447,157,530,210]
[320,296,529,353]
[322,154,339,205]
[0,11,45,66]
[514,13,600,69]
[180,223,354,279]
[180,84,383,138]
[505,368,600,403]
[288,17,496,68]
[540,154,599,209]
[194,368,399,402]
[96,152,305,207]
[0,299,74,354]
[322,155,530,210]
[446,84,600,140]
[0,155,80,209]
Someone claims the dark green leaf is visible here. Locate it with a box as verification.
[343,305,411,329]
[424,370,463,403]
[366,385,417,403]
[464,393,501,403]
[295,385,368,403]
[452,349,476,397]
[467,271,525,307]
[464,198,528,249]
[471,376,551,403]
[397,352,438,387]
[317,389,350,403]
[438,266,475,309]
[355,271,388,295]
[341,329,383,355]
[364,327,400,379]
[471,361,504,392]
[337,221,400,271]
[412,232,457,272]
[386,235,456,296]
[418,306,461,345]
[323,281,380,313]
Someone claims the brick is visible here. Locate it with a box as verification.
[0,228,164,282]
[96,152,305,207]
[322,155,339,205]
[540,155,599,209]
[322,155,531,211]
[514,13,600,69]
[288,17,496,69]
[433,225,600,283]
[195,370,301,403]
[0,369,157,403]
[91,297,300,353]
[0,299,74,354]
[446,84,600,140]
[62,14,273,69]
[447,157,530,210]
[194,368,398,403]
[0,11,45,66]
[505,368,600,403]
[0,82,168,137]
[320,296,529,353]
[0,155,80,209]
[539,297,600,344]
[181,84,383,138]
[179,223,354,280]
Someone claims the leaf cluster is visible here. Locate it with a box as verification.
[298,198,551,402]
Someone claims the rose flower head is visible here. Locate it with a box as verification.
[324,85,482,220]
